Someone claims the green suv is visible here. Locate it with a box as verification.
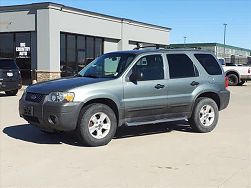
[19,49,230,146]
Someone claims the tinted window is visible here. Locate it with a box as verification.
[86,37,94,59]
[166,54,195,79]
[67,35,76,74]
[77,36,86,71]
[95,38,103,57]
[195,54,222,75]
[0,33,14,58]
[134,55,164,81]
[0,59,18,69]
[60,34,66,73]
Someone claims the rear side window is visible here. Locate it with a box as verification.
[194,54,222,75]
[0,59,18,69]
[166,54,196,79]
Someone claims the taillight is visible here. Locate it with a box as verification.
[225,76,229,88]
[248,68,250,74]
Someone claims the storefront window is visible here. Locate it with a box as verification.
[86,36,94,59]
[95,38,103,57]
[77,35,85,71]
[60,33,66,74]
[60,32,104,77]
[0,33,14,58]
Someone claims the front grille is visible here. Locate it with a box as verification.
[25,92,45,103]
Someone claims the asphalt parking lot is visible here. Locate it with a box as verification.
[0,83,251,188]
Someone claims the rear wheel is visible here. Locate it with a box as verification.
[189,97,219,133]
[227,74,239,86]
[238,80,245,86]
[77,103,117,147]
[5,89,18,96]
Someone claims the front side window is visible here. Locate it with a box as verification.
[166,54,196,79]
[78,53,136,78]
[133,54,164,81]
[194,54,222,75]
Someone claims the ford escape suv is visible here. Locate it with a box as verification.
[0,58,22,96]
[19,49,230,146]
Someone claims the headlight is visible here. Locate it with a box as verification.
[48,92,75,102]
[22,88,27,99]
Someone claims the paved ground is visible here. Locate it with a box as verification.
[0,83,250,188]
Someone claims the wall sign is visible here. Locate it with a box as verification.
[16,43,30,58]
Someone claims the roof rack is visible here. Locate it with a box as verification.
[133,44,161,50]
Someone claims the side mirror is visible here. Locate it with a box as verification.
[129,68,143,83]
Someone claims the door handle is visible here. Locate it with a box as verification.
[155,84,165,89]
[190,81,199,86]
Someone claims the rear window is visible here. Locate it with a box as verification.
[0,59,18,69]
[194,54,222,75]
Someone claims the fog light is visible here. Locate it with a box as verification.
[48,115,58,125]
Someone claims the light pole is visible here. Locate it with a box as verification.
[223,23,227,60]
[184,36,187,48]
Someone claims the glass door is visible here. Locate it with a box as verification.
[15,32,31,85]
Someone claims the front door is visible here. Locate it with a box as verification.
[123,54,168,123]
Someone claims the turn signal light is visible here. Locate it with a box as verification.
[248,68,250,74]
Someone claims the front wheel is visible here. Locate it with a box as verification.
[77,103,117,147]
[5,89,18,96]
[189,97,219,133]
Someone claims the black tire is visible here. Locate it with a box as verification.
[238,80,245,86]
[227,74,239,86]
[5,89,18,96]
[77,103,117,147]
[189,97,219,133]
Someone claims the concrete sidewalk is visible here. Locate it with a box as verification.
[0,83,251,188]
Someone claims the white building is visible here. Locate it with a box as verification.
[0,2,171,83]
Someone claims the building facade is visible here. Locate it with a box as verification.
[0,2,171,83]
[170,43,251,65]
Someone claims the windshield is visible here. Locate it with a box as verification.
[78,53,136,78]
[0,59,18,69]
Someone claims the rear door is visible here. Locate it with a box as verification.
[165,53,200,116]
[123,54,168,123]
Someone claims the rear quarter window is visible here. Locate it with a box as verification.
[194,54,222,75]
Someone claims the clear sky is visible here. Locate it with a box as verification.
[1,0,250,49]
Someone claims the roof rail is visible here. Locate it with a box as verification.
[133,44,161,50]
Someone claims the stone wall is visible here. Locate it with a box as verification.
[36,71,61,82]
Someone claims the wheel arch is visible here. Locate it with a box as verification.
[225,70,240,81]
[194,92,221,110]
[79,98,120,124]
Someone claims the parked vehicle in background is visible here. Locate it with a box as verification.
[0,58,22,96]
[19,49,230,147]
[223,64,251,86]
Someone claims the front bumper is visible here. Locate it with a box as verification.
[219,90,230,111]
[19,96,82,131]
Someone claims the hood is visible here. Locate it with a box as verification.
[27,76,111,94]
